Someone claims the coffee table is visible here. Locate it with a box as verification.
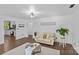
[25,43,41,55]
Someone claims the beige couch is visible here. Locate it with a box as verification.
[34,32,56,45]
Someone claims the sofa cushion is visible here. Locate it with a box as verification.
[37,33,43,38]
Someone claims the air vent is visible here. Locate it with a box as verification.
[69,4,75,8]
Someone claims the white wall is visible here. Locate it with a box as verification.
[27,20,34,35]
[71,7,79,47]
[16,20,28,39]
[33,15,73,44]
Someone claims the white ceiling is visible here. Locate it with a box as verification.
[0,4,78,19]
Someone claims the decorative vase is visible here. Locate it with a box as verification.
[60,35,65,48]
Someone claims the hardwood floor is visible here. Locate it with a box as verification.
[0,35,78,55]
[41,42,78,55]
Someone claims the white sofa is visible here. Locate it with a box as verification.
[34,32,56,45]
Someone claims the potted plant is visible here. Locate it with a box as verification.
[56,27,69,47]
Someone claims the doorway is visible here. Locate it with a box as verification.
[4,21,16,51]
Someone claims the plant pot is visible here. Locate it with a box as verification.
[60,35,65,39]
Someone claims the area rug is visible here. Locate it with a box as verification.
[3,43,60,55]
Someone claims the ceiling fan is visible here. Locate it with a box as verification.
[69,4,75,8]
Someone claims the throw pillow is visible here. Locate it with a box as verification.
[43,34,47,39]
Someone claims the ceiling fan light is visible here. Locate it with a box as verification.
[25,5,40,18]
